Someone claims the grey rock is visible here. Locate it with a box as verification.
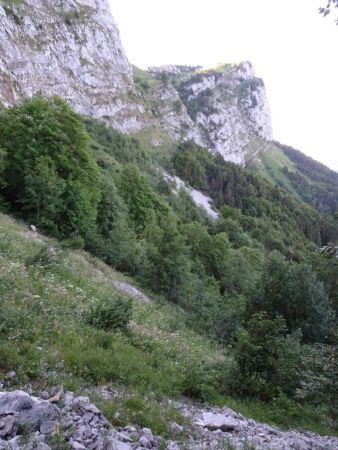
[40,420,58,435]
[170,422,184,434]
[106,438,132,450]
[292,437,309,450]
[167,442,180,450]
[63,392,75,406]
[149,62,272,166]
[19,400,59,431]
[76,396,90,404]
[70,441,86,450]
[113,281,150,303]
[141,428,153,438]
[40,392,49,400]
[0,391,33,414]
[196,412,239,432]
[0,1,275,169]
[115,431,133,443]
[83,403,101,415]
[7,436,21,450]
[138,436,151,448]
[4,372,16,381]
[0,391,59,432]
[75,424,92,439]
[0,416,16,439]
[0,0,143,134]
[82,412,94,423]
[123,426,136,433]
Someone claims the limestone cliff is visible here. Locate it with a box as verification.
[146,63,273,165]
[0,0,273,165]
[0,0,145,132]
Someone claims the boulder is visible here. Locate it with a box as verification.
[106,438,132,450]
[40,420,58,435]
[0,416,16,439]
[195,412,239,432]
[0,391,59,432]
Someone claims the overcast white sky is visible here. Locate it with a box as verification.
[109,0,338,171]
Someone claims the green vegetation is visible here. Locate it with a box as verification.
[0,213,223,398]
[85,295,133,332]
[0,97,101,239]
[133,65,159,92]
[258,141,338,215]
[0,96,337,435]
[230,312,302,400]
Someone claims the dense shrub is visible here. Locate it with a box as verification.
[0,96,101,238]
[85,296,132,332]
[230,312,303,401]
[301,337,338,417]
[250,251,335,343]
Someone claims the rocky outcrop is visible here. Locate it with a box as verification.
[148,62,273,165]
[0,0,145,133]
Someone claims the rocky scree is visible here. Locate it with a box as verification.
[0,389,337,450]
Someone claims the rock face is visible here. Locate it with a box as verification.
[148,62,273,165]
[0,0,144,133]
[0,1,273,165]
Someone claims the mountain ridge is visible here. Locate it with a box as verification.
[0,0,273,165]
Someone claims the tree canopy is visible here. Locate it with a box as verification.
[0,96,101,238]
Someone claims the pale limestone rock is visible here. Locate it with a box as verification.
[149,63,273,166]
[163,172,219,220]
[195,412,240,432]
[0,0,145,132]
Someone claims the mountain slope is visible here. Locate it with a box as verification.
[0,212,337,444]
[135,63,272,165]
[254,141,338,214]
[0,0,274,165]
[0,94,337,445]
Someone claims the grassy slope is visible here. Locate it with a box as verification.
[0,212,224,434]
[0,212,337,437]
[252,142,300,196]
[255,141,338,214]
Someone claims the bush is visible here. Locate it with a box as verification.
[250,251,335,343]
[85,296,132,332]
[0,96,101,239]
[180,361,223,402]
[301,338,338,417]
[25,246,62,269]
[230,312,303,401]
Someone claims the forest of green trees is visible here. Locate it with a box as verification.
[0,97,337,424]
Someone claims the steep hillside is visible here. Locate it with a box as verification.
[254,141,338,214]
[0,212,337,449]
[0,0,273,165]
[0,2,338,446]
[0,96,338,448]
